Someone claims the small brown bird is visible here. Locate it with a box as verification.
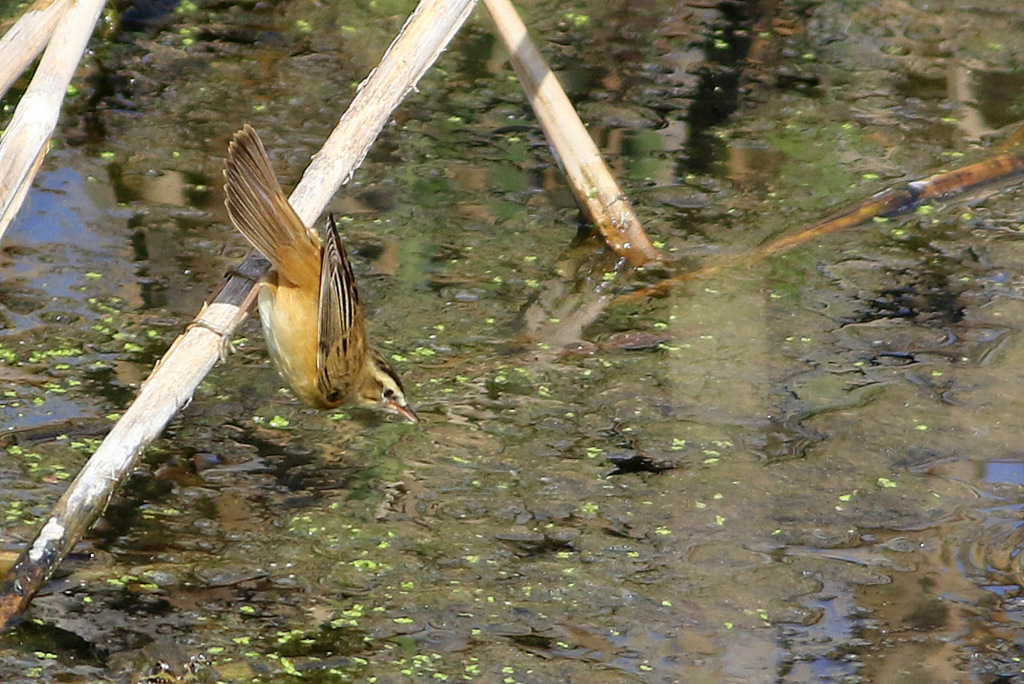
[223,125,417,422]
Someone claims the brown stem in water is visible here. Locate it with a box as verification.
[619,148,1024,303]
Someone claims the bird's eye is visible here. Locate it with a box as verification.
[383,387,395,399]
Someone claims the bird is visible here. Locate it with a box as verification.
[223,124,417,422]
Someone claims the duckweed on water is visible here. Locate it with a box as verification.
[5,0,1024,681]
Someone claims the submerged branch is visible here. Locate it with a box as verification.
[0,0,479,630]
[619,147,1024,303]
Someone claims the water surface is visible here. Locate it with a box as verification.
[4,0,1024,681]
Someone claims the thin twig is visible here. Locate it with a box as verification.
[530,138,1024,345]
[0,0,107,241]
[0,0,479,630]
[483,0,663,268]
[619,147,1024,303]
[0,0,67,103]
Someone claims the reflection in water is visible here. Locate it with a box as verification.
[985,461,1024,487]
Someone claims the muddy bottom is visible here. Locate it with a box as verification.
[4,0,1024,682]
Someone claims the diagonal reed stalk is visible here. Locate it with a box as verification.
[0,0,480,630]
[0,0,106,240]
[0,0,67,102]
[0,0,668,629]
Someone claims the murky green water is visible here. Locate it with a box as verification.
[5,0,1024,681]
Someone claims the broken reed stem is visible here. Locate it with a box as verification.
[0,0,479,630]
[483,0,663,268]
[0,0,67,102]
[0,0,106,241]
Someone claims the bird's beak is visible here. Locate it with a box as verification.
[387,400,419,423]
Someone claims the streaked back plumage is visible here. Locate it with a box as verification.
[317,215,368,404]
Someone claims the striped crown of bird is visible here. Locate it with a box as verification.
[223,125,416,422]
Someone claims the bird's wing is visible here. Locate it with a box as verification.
[316,214,368,401]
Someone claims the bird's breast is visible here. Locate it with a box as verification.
[258,275,332,408]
